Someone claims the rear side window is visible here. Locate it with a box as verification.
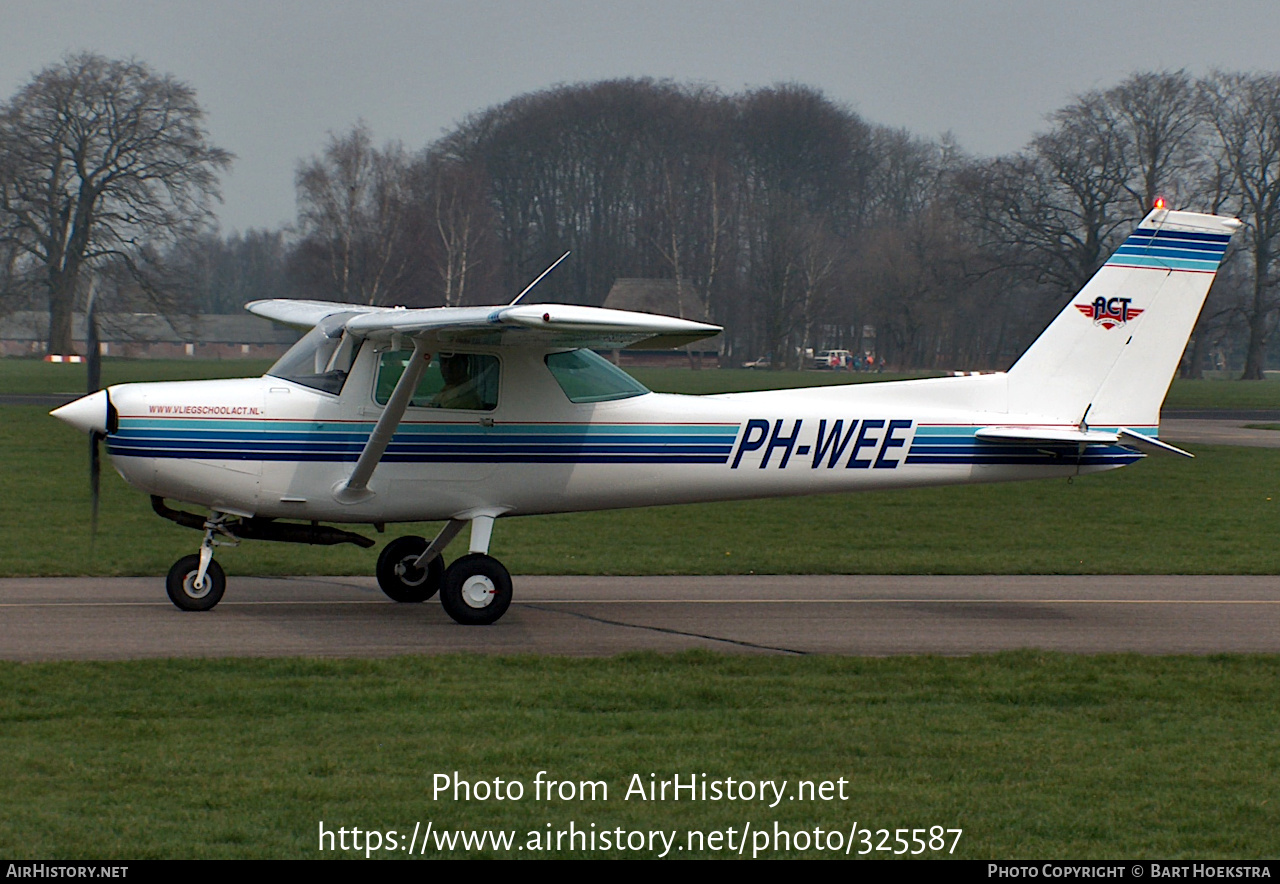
[375,351,499,411]
[544,349,649,403]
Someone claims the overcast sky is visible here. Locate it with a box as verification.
[3,0,1278,233]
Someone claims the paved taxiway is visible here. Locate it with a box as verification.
[1161,418,1280,448]
[3,575,1279,660]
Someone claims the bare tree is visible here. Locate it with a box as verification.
[1032,93,1135,289]
[736,85,875,364]
[953,87,1140,361]
[867,127,942,226]
[646,86,737,364]
[294,122,418,305]
[0,53,231,354]
[1106,70,1203,215]
[0,234,30,313]
[443,79,734,305]
[411,152,498,307]
[172,228,295,314]
[1199,72,1280,379]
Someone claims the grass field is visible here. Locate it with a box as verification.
[1,652,1277,859]
[1162,377,1280,410]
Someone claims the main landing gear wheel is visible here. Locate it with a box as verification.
[376,535,444,602]
[166,554,226,611]
[439,553,512,625]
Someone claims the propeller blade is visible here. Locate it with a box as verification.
[90,432,101,537]
[86,276,101,541]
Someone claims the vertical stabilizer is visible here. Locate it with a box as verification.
[1006,208,1240,429]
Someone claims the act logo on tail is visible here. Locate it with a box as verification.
[1076,297,1144,329]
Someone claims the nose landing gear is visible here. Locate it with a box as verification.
[165,511,236,611]
[166,554,227,611]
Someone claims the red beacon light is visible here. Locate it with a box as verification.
[1153,196,1167,210]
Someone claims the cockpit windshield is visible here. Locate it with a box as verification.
[266,313,360,395]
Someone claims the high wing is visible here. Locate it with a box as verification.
[245,299,387,330]
[347,303,721,349]
[247,299,722,350]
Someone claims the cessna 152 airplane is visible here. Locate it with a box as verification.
[52,206,1239,625]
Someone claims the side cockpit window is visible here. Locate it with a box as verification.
[544,349,649,403]
[375,351,499,411]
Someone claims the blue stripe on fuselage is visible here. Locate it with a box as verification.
[107,418,741,465]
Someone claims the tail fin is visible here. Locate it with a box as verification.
[1006,208,1240,429]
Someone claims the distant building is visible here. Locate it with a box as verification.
[600,279,721,367]
[0,311,299,359]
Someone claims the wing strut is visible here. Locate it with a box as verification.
[335,339,430,503]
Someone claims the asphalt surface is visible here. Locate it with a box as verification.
[3,574,1280,660]
[1159,419,1280,447]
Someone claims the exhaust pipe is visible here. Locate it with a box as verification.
[151,497,375,548]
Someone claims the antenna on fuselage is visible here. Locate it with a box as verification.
[509,251,571,305]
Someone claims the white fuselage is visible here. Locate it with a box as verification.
[101,345,1141,525]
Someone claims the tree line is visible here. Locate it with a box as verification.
[3,54,1280,376]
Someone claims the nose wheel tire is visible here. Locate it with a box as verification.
[377,535,444,602]
[166,555,226,611]
[439,553,512,625]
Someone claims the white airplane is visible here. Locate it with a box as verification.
[52,206,1239,624]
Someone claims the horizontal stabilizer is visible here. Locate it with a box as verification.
[974,426,1121,445]
[975,425,1193,458]
[1117,427,1194,458]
